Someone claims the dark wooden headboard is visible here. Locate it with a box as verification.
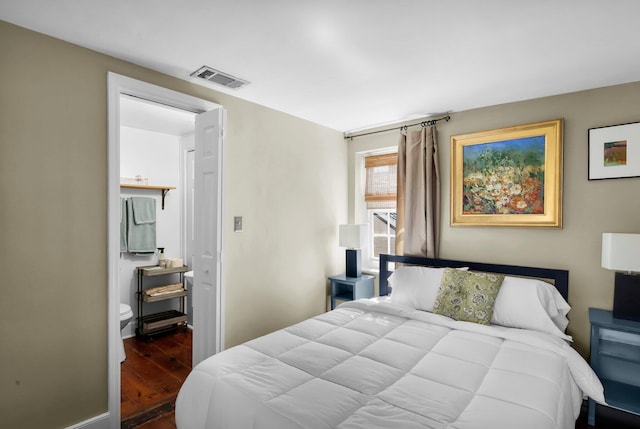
[379,254,569,300]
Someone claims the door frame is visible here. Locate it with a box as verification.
[180,139,195,326]
[107,72,224,427]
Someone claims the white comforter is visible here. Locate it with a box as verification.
[176,300,604,429]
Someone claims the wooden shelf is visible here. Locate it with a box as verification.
[137,265,189,277]
[120,184,176,210]
[142,289,187,303]
[120,184,175,191]
[139,310,187,333]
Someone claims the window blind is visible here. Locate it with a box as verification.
[365,153,397,209]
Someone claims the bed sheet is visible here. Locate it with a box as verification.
[176,299,604,429]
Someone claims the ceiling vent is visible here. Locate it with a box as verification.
[190,66,249,89]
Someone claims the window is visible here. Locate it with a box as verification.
[364,153,397,259]
[370,209,396,257]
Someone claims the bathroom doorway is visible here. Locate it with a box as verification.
[108,73,225,427]
[119,93,196,339]
[118,93,197,426]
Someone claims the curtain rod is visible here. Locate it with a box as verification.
[345,115,451,140]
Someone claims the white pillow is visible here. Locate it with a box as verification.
[389,266,467,312]
[389,267,571,340]
[491,275,572,340]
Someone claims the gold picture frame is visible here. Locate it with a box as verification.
[450,119,563,228]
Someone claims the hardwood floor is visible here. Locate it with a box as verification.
[120,328,640,429]
[120,328,191,429]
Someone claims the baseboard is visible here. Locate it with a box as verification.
[65,412,111,429]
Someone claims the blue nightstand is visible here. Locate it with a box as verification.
[329,274,375,310]
[588,307,640,426]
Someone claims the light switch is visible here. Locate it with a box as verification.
[234,216,243,232]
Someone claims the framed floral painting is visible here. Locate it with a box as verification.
[450,119,563,228]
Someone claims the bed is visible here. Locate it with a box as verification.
[176,254,605,429]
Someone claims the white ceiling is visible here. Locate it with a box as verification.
[3,1,640,132]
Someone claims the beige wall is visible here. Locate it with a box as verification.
[348,82,640,358]
[0,21,346,428]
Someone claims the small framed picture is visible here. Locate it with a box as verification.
[589,121,640,180]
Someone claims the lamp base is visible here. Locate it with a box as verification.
[613,272,640,321]
[345,249,361,278]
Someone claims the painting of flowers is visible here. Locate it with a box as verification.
[462,136,545,215]
[451,119,563,228]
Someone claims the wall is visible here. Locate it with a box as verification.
[348,82,640,357]
[0,21,346,428]
[120,126,183,337]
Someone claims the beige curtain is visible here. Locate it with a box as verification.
[395,125,440,257]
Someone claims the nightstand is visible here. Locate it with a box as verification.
[329,274,375,310]
[588,307,640,426]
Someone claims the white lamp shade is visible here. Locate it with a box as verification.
[602,233,640,272]
[339,224,368,249]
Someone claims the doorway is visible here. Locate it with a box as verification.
[107,73,225,428]
[119,94,195,339]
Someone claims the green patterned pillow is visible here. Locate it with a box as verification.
[433,268,504,325]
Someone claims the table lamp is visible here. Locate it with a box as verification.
[339,224,368,278]
[602,232,640,321]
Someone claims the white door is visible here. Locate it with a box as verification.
[193,107,226,366]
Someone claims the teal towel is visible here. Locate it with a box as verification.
[127,197,156,253]
[120,198,127,252]
[131,196,156,224]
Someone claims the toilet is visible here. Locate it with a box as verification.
[119,303,134,363]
